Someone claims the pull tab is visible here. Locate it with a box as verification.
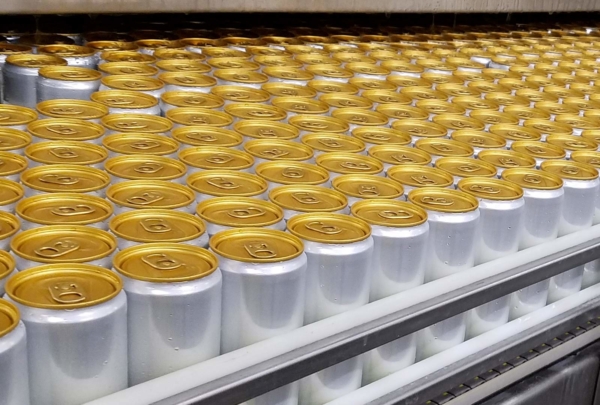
[140,218,172,233]
[523,174,542,184]
[260,148,289,158]
[525,145,547,154]
[189,115,209,124]
[48,107,83,115]
[457,164,481,173]
[305,221,343,234]
[340,161,372,170]
[562,166,580,175]
[282,167,304,178]
[221,61,242,68]
[565,141,590,149]
[206,177,239,189]
[248,110,276,118]
[35,239,80,258]
[183,96,206,105]
[61,72,92,79]
[118,67,143,74]
[244,241,277,259]
[51,204,96,216]
[292,103,308,111]
[115,121,148,130]
[470,102,491,109]
[469,138,485,145]
[134,162,164,174]
[590,159,600,166]
[299,121,328,130]
[142,253,182,270]
[318,139,342,148]
[322,86,339,92]
[408,128,428,135]
[430,143,452,152]
[39,174,80,185]
[105,98,135,106]
[225,92,249,100]
[469,184,500,194]
[279,71,297,78]
[174,64,197,71]
[205,154,234,164]
[126,191,164,205]
[362,132,390,141]
[49,282,86,304]
[46,125,78,136]
[124,81,146,89]
[233,73,250,81]
[227,207,266,218]
[187,133,216,142]
[291,192,321,204]
[175,76,197,84]
[533,125,554,132]
[339,100,358,107]
[428,106,446,113]
[50,147,79,159]
[349,115,368,123]
[379,96,397,103]
[507,130,530,139]
[130,141,160,150]
[499,157,519,167]
[280,89,298,96]
[378,209,414,219]
[358,184,379,196]
[392,154,415,163]
[421,196,454,206]
[411,175,436,185]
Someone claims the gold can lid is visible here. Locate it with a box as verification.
[296,54,341,65]
[28,118,104,142]
[570,82,598,96]
[401,86,448,102]
[368,144,432,166]
[511,140,567,160]
[5,264,121,310]
[114,243,217,283]
[489,123,542,142]
[261,82,317,98]
[525,74,559,88]
[485,92,530,107]
[38,66,100,82]
[416,59,457,73]
[381,60,424,74]
[110,209,205,243]
[255,161,329,186]
[269,184,347,213]
[307,80,360,95]
[159,72,216,88]
[351,77,398,91]
[244,139,313,161]
[289,115,349,134]
[254,55,301,68]
[155,59,211,73]
[301,133,365,154]
[135,39,181,50]
[540,160,599,181]
[415,100,466,116]
[453,70,491,82]
[331,108,388,127]
[316,152,383,176]
[224,103,287,121]
[547,134,598,152]
[16,193,112,226]
[536,101,579,116]
[210,228,303,263]
[101,75,164,92]
[391,119,447,139]
[107,180,194,209]
[570,151,600,168]
[0,105,37,127]
[91,90,158,111]
[408,187,478,213]
[370,50,407,62]
[270,96,330,114]
[234,120,299,140]
[457,177,523,200]
[352,199,427,228]
[37,99,108,120]
[263,66,314,82]
[186,169,267,197]
[0,43,31,55]
[451,129,507,149]
[246,46,291,57]
[522,119,573,135]
[437,83,481,98]
[305,64,353,80]
[544,85,584,99]
[210,85,270,103]
[0,179,23,206]
[102,133,179,156]
[362,90,412,106]
[345,62,390,77]
[0,211,19,240]
[161,91,223,110]
[102,114,172,134]
[101,51,156,64]
[515,88,558,104]
[21,164,109,193]
[467,80,511,94]
[179,146,254,170]
[555,114,600,130]
[452,96,500,111]
[25,141,107,166]
[332,174,404,200]
[87,40,137,52]
[172,126,241,148]
[5,54,67,68]
[10,225,116,264]
[318,94,372,110]
[287,213,371,244]
[432,114,485,131]
[166,108,232,127]
[447,57,487,70]
[414,138,475,158]
[422,72,464,85]
[331,52,375,64]
[213,69,268,84]
[201,47,250,59]
[0,128,30,152]
[197,196,283,227]
[436,156,498,179]
[352,127,412,146]
[105,155,186,181]
[503,106,551,121]
[582,129,600,144]
[481,68,520,80]
[564,98,600,111]
[469,109,519,126]
[0,152,26,176]
[154,48,204,60]
[375,104,429,121]
[478,149,536,170]
[98,62,159,76]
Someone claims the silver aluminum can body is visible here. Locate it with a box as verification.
[416,312,467,361]
[36,76,100,102]
[0,320,30,405]
[115,232,209,250]
[111,201,195,215]
[122,270,222,386]
[509,278,551,320]
[204,219,286,238]
[3,63,39,108]
[519,187,564,249]
[583,259,600,289]
[6,291,128,405]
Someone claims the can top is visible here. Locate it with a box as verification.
[25,141,107,166]
[159,72,216,88]
[536,101,579,116]
[0,179,23,206]
[503,106,551,121]
[92,91,159,112]
[485,93,530,107]
[501,168,563,190]
[368,144,432,166]
[99,62,159,76]
[244,139,314,162]
[352,127,412,146]
[101,75,164,92]
[289,115,349,134]
[154,48,204,61]
[0,211,19,241]
[345,62,390,77]
[5,54,67,68]
[451,130,507,149]
[172,126,241,148]
[38,66,101,81]
[331,108,389,127]
[210,228,304,263]
[87,40,137,52]
[166,107,233,127]
[21,164,109,193]
[28,118,104,142]
[255,161,329,186]
[351,77,398,91]
[400,87,448,102]
[511,140,567,160]
[269,184,348,213]
[0,128,31,151]
[134,39,182,50]
[202,47,251,59]
[540,160,599,181]
[5,264,122,310]
[247,46,291,56]
[0,105,37,127]
[225,103,287,121]
[287,213,371,244]
[334,54,377,64]
[110,209,205,243]
[0,43,31,55]
[563,98,600,111]
[302,132,366,154]
[37,99,108,120]
[571,151,600,168]
[17,192,112,226]
[0,298,18,338]
[0,152,26,176]
[332,174,404,199]
[515,89,559,104]
[156,59,211,74]
[211,85,270,103]
[452,96,500,111]
[392,119,448,138]
[161,91,224,110]
[305,64,353,79]
[213,69,269,84]
[307,80,360,95]
[547,134,598,152]
[351,199,427,228]
[179,145,254,170]
[105,155,186,181]
[262,82,317,98]
[468,81,511,95]
[295,54,340,66]
[415,100,467,116]
[387,164,454,188]
[377,104,429,121]
[414,138,474,158]
[381,60,425,73]
[104,133,179,157]
[272,96,330,114]
[477,149,537,170]
[101,113,171,134]
[186,169,267,198]
[556,114,600,130]
[422,72,464,85]
[196,196,283,227]
[107,180,194,209]
[437,83,481,98]
[408,187,478,213]
[362,90,412,106]
[469,109,520,126]
[457,177,523,201]
[10,225,116,264]
[100,50,156,64]
[453,70,490,82]
[489,123,542,142]
[316,152,383,176]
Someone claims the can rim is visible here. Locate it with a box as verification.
[0,179,24,205]
[0,152,27,175]
[186,169,267,197]
[36,99,109,119]
[540,160,600,181]
[21,164,110,193]
[179,146,254,170]
[0,299,19,338]
[332,173,404,199]
[0,104,38,126]
[268,184,348,212]
[25,141,108,165]
[102,133,180,155]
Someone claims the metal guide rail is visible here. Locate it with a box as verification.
[87,224,600,405]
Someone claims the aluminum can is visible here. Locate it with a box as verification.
[451,130,507,156]
[345,62,389,81]
[361,90,412,109]
[211,228,306,405]
[0,152,27,182]
[101,114,173,136]
[0,211,18,251]
[477,149,537,177]
[369,145,433,173]
[535,101,578,121]
[178,146,254,173]
[99,50,156,65]
[207,57,259,71]
[244,139,314,167]
[213,69,268,89]
[288,115,349,137]
[0,179,24,213]
[86,41,138,53]
[28,118,104,144]
[436,156,498,186]
[511,140,566,168]
[159,72,216,94]
[488,123,542,148]
[0,104,37,131]
[556,114,598,136]
[98,61,159,77]
[91,90,160,115]
[254,159,330,190]
[304,64,354,83]
[431,114,486,138]
[269,184,349,221]
[36,99,108,123]
[103,133,180,159]
[166,107,233,130]
[0,250,16,292]
[271,97,329,120]
[0,299,29,405]
[25,140,108,169]
[331,108,389,132]
[212,85,271,105]
[263,66,314,86]
[391,119,447,142]
[523,118,572,141]
[381,60,423,78]
[503,105,551,124]
[414,138,475,164]
[315,152,384,180]
[160,91,224,114]
[318,94,372,112]
[16,192,112,230]
[352,127,412,150]
[541,160,600,303]
[332,174,404,207]
[0,43,32,103]
[36,66,100,102]
[171,126,241,150]
[202,47,250,59]
[5,264,127,405]
[38,44,97,68]
[10,225,116,270]
[458,178,524,338]
[262,82,317,99]
[104,155,187,184]
[0,128,30,156]
[352,200,428,384]
[415,99,467,120]
[387,165,454,197]
[197,196,285,236]
[20,163,109,196]
[302,133,366,156]
[225,102,287,123]
[546,134,598,159]
[100,75,164,99]
[287,213,373,405]
[186,169,268,203]
[107,180,196,215]
[3,54,67,107]
[234,120,299,142]
[409,188,479,360]
[571,151,600,227]
[156,59,211,74]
